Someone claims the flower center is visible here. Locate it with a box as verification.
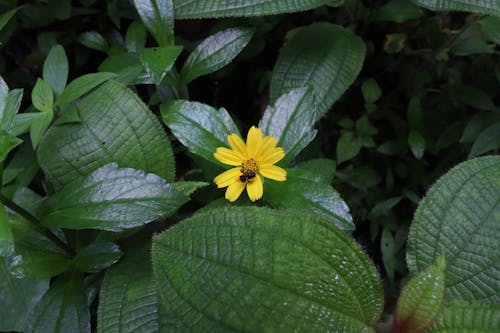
[240,158,259,182]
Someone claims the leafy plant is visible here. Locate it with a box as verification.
[0,0,498,332]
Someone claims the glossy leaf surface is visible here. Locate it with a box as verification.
[428,301,500,332]
[43,45,68,96]
[55,72,118,106]
[139,46,182,85]
[133,0,174,46]
[73,242,123,273]
[411,0,500,16]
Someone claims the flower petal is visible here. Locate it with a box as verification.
[227,134,248,159]
[259,165,287,181]
[246,126,263,157]
[260,147,286,166]
[246,175,263,201]
[255,135,278,161]
[225,181,246,202]
[214,167,241,188]
[214,147,244,166]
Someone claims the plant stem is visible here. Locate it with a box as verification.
[0,194,75,256]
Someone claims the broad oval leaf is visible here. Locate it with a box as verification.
[152,207,382,332]
[43,44,68,96]
[259,87,318,165]
[172,0,341,18]
[428,301,500,332]
[407,156,500,303]
[24,273,90,333]
[265,168,354,230]
[161,100,240,164]
[180,27,254,84]
[270,22,365,117]
[38,80,175,190]
[411,0,500,17]
[395,255,446,333]
[468,122,500,158]
[73,242,123,273]
[40,164,189,232]
[133,0,174,46]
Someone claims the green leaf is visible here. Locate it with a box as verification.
[133,0,174,46]
[0,257,49,332]
[410,0,500,17]
[161,100,240,164]
[265,168,354,230]
[1,88,23,131]
[381,228,396,282]
[374,0,424,23]
[73,242,123,273]
[0,204,14,256]
[139,46,182,85]
[479,16,500,44]
[0,130,22,163]
[31,78,53,113]
[98,53,148,85]
[0,7,20,32]
[408,130,425,159]
[337,131,362,163]
[172,0,339,18]
[448,83,497,111]
[125,20,147,52]
[361,78,382,104]
[40,163,188,232]
[98,242,159,333]
[152,207,382,331]
[270,22,365,117]
[30,110,53,149]
[259,87,318,165]
[25,273,90,333]
[428,301,500,332]
[407,156,500,302]
[43,44,68,96]
[296,158,336,183]
[79,31,109,53]
[468,123,500,158]
[395,255,446,333]
[55,72,118,106]
[171,181,209,196]
[180,27,254,84]
[38,80,175,190]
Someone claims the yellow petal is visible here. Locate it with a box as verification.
[259,165,287,181]
[246,126,263,157]
[260,147,285,166]
[225,181,246,202]
[255,135,278,161]
[246,175,263,201]
[227,134,248,159]
[214,167,241,188]
[214,147,244,166]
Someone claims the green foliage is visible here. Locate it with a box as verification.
[428,301,500,332]
[411,0,500,16]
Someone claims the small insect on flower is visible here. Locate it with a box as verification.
[213,126,287,202]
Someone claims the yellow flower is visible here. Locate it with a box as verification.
[213,126,287,202]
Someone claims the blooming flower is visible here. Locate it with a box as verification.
[213,126,287,202]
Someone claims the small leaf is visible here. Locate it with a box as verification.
[133,0,174,46]
[410,0,500,17]
[30,110,53,149]
[171,181,209,196]
[374,0,424,23]
[259,87,318,165]
[407,156,500,302]
[468,122,500,158]
[448,83,497,111]
[0,258,49,332]
[408,130,425,159]
[55,72,118,106]
[125,20,147,52]
[180,27,254,84]
[381,228,396,282]
[384,33,406,53]
[0,7,21,33]
[295,158,336,183]
[24,273,90,333]
[395,255,446,333]
[31,78,53,113]
[428,301,500,332]
[0,130,22,163]
[0,205,14,256]
[265,168,354,230]
[479,16,500,44]
[43,44,68,96]
[337,131,362,163]
[139,46,182,85]
[40,164,188,232]
[361,78,382,104]
[161,100,240,163]
[152,207,382,331]
[271,22,365,117]
[0,74,9,118]
[79,31,109,53]
[73,242,123,273]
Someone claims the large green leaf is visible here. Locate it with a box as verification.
[172,0,340,18]
[152,207,382,332]
[38,80,175,190]
[428,301,500,332]
[411,0,500,16]
[270,22,365,117]
[24,273,90,333]
[40,164,188,232]
[133,0,174,46]
[395,255,446,333]
[180,27,254,84]
[265,168,354,230]
[259,87,318,165]
[0,258,49,332]
[407,156,500,302]
[98,242,158,333]
[161,100,240,164]
[43,45,68,96]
